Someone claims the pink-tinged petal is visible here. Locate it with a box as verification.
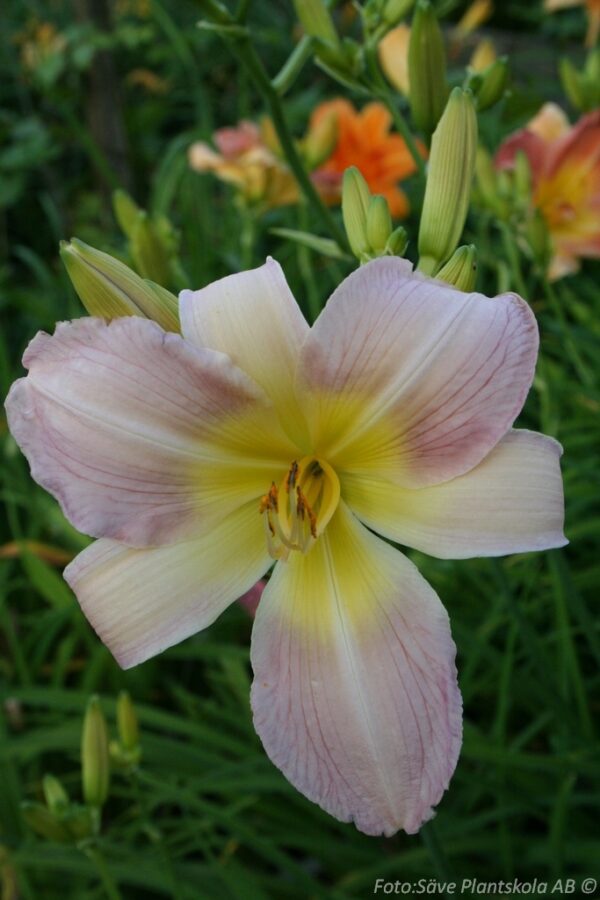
[238,579,267,618]
[298,258,538,488]
[251,503,462,836]
[544,109,600,179]
[343,429,567,559]
[495,129,550,184]
[180,259,310,447]
[5,317,292,547]
[65,500,271,668]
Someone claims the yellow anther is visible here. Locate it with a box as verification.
[259,456,340,560]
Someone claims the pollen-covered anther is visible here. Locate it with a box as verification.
[260,456,340,560]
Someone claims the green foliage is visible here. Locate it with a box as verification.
[1,1,599,898]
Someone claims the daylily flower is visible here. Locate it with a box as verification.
[545,0,600,48]
[188,121,299,210]
[311,100,422,217]
[496,103,600,279]
[5,258,566,836]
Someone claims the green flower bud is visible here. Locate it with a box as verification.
[366,195,393,255]
[342,166,372,260]
[42,775,69,814]
[384,225,409,256]
[584,46,600,84]
[293,0,339,47]
[116,691,140,753]
[418,88,478,274]
[113,189,141,240]
[526,210,551,266]
[559,58,585,110]
[21,802,71,843]
[436,244,477,291]
[302,108,338,169]
[408,0,449,139]
[64,805,96,841]
[61,238,179,332]
[514,149,532,208]
[382,0,415,26]
[129,211,173,287]
[474,56,509,111]
[81,696,110,809]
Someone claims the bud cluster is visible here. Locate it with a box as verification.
[342,167,408,263]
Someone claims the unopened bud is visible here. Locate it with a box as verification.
[379,23,411,95]
[475,56,509,111]
[293,0,339,47]
[342,166,372,259]
[303,109,338,169]
[61,239,179,332]
[513,150,532,207]
[130,211,174,287]
[418,88,478,274]
[384,225,409,256]
[81,697,110,809]
[408,0,449,139]
[559,58,585,110]
[436,244,477,291]
[526,210,551,265]
[21,802,71,843]
[366,195,393,254]
[469,38,496,73]
[117,691,140,753]
[42,775,69,815]
[382,0,415,26]
[113,189,140,240]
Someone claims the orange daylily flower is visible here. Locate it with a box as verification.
[545,0,600,47]
[496,103,600,279]
[311,99,422,218]
[188,121,299,210]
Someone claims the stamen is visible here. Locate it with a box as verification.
[259,456,340,560]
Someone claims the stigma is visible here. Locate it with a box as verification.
[259,456,340,560]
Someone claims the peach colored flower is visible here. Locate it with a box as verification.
[496,103,600,279]
[311,99,422,218]
[188,122,299,210]
[6,257,565,836]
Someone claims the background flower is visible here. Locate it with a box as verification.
[496,103,600,278]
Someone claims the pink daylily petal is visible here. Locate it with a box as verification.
[343,429,567,559]
[65,500,271,668]
[6,317,291,547]
[180,258,310,447]
[251,502,462,836]
[298,258,538,488]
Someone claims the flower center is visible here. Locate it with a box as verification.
[259,456,340,560]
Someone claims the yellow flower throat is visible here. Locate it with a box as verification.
[259,456,340,560]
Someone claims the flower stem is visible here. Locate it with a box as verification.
[83,846,123,900]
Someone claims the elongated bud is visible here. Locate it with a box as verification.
[113,189,140,239]
[474,56,509,111]
[436,244,477,291]
[117,691,139,752]
[514,150,531,207]
[381,0,415,26]
[385,225,409,256]
[342,167,372,259]
[21,802,71,843]
[366,195,393,254]
[293,0,339,47]
[42,775,69,814]
[302,109,338,169]
[130,211,173,287]
[526,210,551,266]
[418,88,478,274]
[81,697,110,809]
[408,0,448,139]
[559,58,584,110]
[61,239,179,332]
[469,38,496,73]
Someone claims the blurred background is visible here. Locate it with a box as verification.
[1,0,599,897]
